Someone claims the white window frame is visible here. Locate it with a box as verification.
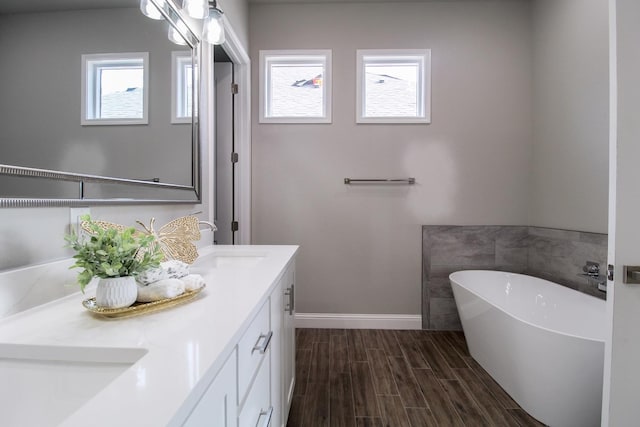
[356,49,431,124]
[81,52,149,125]
[259,49,332,124]
[171,51,193,124]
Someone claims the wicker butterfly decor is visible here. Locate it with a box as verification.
[81,215,202,264]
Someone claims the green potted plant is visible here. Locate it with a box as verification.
[65,215,163,308]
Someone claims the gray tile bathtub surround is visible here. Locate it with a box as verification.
[422,225,607,330]
[526,227,608,298]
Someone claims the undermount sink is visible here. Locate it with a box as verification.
[0,343,146,426]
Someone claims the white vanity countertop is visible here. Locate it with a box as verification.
[0,245,298,427]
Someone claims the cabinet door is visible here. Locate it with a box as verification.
[183,350,237,427]
[269,275,284,427]
[238,351,272,427]
[283,265,296,417]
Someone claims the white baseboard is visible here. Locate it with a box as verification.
[295,313,422,330]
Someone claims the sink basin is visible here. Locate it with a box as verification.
[208,254,266,269]
[0,343,146,426]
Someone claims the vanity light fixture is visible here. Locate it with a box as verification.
[183,0,225,45]
[140,0,225,45]
[182,0,209,20]
[140,0,165,20]
[202,5,225,45]
[168,20,190,45]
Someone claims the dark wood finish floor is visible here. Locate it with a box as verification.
[287,329,546,427]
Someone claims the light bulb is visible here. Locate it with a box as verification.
[182,0,208,19]
[168,21,189,45]
[140,0,165,20]
[203,9,225,45]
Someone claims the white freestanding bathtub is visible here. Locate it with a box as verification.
[450,270,605,427]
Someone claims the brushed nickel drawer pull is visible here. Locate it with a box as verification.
[252,331,273,354]
[257,406,274,427]
[284,285,294,315]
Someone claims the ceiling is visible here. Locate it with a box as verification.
[0,0,137,14]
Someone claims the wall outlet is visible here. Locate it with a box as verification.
[69,207,91,235]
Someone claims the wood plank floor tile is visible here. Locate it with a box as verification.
[454,368,515,426]
[360,329,385,349]
[463,356,520,409]
[416,338,456,379]
[446,331,470,357]
[316,328,332,342]
[308,341,331,384]
[439,379,490,427]
[293,348,312,396]
[286,392,305,427]
[431,333,469,368]
[367,348,399,395]
[351,361,381,417]
[388,356,427,408]
[378,329,403,357]
[347,329,368,362]
[330,372,355,427]
[355,417,384,427]
[330,334,349,374]
[412,368,464,427]
[406,407,438,427]
[378,395,411,427]
[506,409,548,427]
[296,328,315,350]
[393,330,417,347]
[400,341,430,369]
[288,329,534,427]
[301,382,329,427]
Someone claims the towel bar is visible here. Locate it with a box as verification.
[344,178,415,185]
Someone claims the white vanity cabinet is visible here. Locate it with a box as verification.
[182,350,238,427]
[180,259,296,427]
[282,267,296,420]
[269,263,295,427]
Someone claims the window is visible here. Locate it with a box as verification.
[172,51,194,123]
[356,49,431,124]
[259,50,332,123]
[81,52,149,125]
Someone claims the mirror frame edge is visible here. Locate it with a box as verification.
[0,0,203,208]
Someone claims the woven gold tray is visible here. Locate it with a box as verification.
[82,285,206,318]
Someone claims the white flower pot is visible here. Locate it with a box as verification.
[96,276,137,308]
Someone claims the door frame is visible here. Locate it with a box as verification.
[207,16,251,244]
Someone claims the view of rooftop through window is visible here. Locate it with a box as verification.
[364,64,418,117]
[99,67,144,119]
[269,63,324,117]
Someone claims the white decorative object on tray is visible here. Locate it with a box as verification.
[95,276,137,308]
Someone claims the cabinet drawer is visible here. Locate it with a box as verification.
[238,352,272,427]
[238,300,271,401]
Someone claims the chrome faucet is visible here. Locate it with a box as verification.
[199,220,217,232]
[583,261,600,277]
[581,261,607,292]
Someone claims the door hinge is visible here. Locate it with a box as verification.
[608,264,614,281]
[231,221,239,232]
[231,152,239,163]
[232,83,239,94]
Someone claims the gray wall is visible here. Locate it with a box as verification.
[219,0,249,51]
[250,1,533,315]
[529,0,609,233]
[0,8,192,187]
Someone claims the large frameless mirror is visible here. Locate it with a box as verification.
[0,0,201,206]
